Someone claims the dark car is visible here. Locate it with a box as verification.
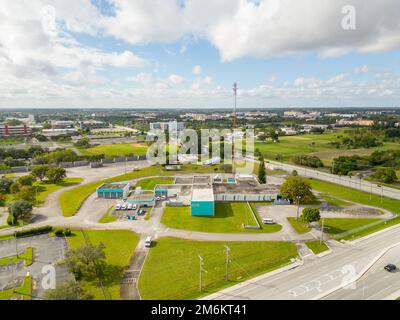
[384,264,397,272]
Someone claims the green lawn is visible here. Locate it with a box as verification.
[162,203,282,233]
[287,217,311,234]
[138,237,298,300]
[305,240,329,255]
[78,143,148,158]
[320,218,381,240]
[0,247,33,266]
[34,178,83,206]
[67,230,139,300]
[318,193,351,207]
[135,177,174,190]
[98,206,117,223]
[306,178,400,215]
[0,276,32,300]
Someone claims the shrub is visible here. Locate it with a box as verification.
[301,207,321,224]
[7,214,16,226]
[54,229,65,237]
[14,225,53,238]
[64,228,72,236]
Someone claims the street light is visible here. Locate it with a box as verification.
[296,196,301,220]
[377,185,383,203]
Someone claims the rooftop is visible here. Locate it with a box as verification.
[192,187,214,202]
[98,182,130,190]
[213,180,280,195]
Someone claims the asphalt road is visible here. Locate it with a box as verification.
[264,159,400,201]
[205,224,400,300]
[323,245,400,300]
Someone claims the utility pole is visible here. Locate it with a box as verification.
[199,255,203,292]
[370,184,372,201]
[225,245,230,281]
[320,218,325,244]
[232,83,237,179]
[296,196,301,220]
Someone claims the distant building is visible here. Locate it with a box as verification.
[336,119,374,127]
[79,120,108,130]
[51,120,75,129]
[0,124,32,137]
[281,127,298,136]
[5,114,35,125]
[97,182,131,199]
[149,121,185,132]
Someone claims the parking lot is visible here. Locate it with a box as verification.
[0,234,71,299]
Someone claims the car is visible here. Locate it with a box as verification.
[384,264,397,272]
[121,203,127,210]
[115,203,122,210]
[137,210,146,216]
[262,218,275,225]
[155,196,161,201]
[145,236,152,248]
[161,195,167,200]
[127,215,137,221]
[132,204,138,210]
[127,203,133,210]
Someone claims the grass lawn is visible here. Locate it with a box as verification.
[98,206,117,223]
[34,178,83,206]
[138,237,298,300]
[287,217,311,234]
[67,230,139,300]
[306,178,400,215]
[318,193,351,207]
[0,276,32,300]
[162,203,282,233]
[0,247,33,266]
[306,240,329,255]
[144,207,153,221]
[135,177,174,190]
[78,143,148,158]
[320,218,381,240]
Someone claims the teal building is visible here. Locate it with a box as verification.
[190,188,215,217]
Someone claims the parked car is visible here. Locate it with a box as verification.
[384,264,397,272]
[132,204,138,210]
[137,210,146,216]
[262,218,275,225]
[161,195,167,200]
[127,215,137,221]
[145,236,152,248]
[155,196,161,201]
[121,203,127,210]
[115,203,122,211]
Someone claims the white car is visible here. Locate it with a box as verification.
[127,203,133,210]
[121,203,127,210]
[132,204,138,210]
[145,236,152,248]
[115,203,122,211]
[161,195,167,200]
[262,218,275,225]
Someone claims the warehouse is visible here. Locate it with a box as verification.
[96,182,130,199]
[190,187,215,217]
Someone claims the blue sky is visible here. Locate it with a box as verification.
[0,0,399,108]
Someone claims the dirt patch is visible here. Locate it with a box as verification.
[323,205,383,216]
[131,143,146,148]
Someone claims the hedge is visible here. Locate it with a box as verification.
[14,226,53,238]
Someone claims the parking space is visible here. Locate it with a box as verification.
[0,234,72,299]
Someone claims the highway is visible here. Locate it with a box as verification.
[205,225,400,300]
[246,156,400,201]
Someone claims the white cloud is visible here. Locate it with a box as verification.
[192,65,202,75]
[168,74,185,85]
[354,65,369,74]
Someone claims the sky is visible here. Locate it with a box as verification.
[0,0,400,109]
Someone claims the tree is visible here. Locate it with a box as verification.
[18,175,35,186]
[0,194,6,207]
[66,243,106,281]
[301,207,321,224]
[15,186,36,203]
[10,181,21,194]
[31,165,49,181]
[258,156,266,184]
[0,177,12,194]
[45,167,66,183]
[372,167,398,184]
[74,138,91,148]
[291,170,298,176]
[8,200,33,224]
[280,176,316,204]
[44,280,93,300]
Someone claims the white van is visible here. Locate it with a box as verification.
[145,236,152,248]
[262,218,275,225]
